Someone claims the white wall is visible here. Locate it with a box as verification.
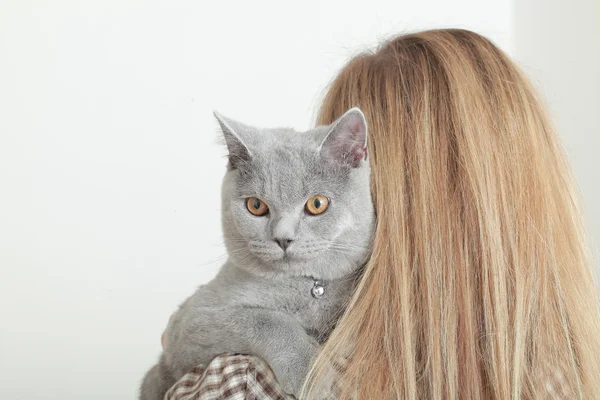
[0,1,522,398]
[514,0,600,278]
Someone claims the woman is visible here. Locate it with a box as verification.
[163,29,600,399]
[304,28,600,399]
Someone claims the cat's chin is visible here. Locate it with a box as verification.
[254,253,306,271]
[245,257,356,281]
[231,244,363,279]
[232,252,312,278]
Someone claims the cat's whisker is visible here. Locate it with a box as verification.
[222,239,249,244]
[328,244,369,251]
[326,240,369,248]
[197,256,228,267]
[326,249,355,256]
[201,249,247,266]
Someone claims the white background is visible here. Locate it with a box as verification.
[0,1,597,399]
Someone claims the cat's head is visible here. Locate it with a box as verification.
[216,108,374,280]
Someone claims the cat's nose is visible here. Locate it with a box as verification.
[275,238,293,251]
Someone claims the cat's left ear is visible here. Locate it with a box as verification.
[319,108,368,168]
[213,111,254,169]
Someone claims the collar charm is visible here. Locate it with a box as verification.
[311,280,326,299]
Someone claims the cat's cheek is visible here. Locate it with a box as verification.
[303,212,340,239]
[233,209,271,241]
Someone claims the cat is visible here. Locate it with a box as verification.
[140,108,375,399]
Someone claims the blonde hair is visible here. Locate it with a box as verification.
[304,29,600,399]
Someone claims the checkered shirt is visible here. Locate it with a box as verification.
[164,353,571,399]
[164,354,294,400]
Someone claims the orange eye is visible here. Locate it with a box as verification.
[305,195,329,215]
[246,197,269,216]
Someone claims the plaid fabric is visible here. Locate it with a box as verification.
[164,353,570,399]
[164,354,294,400]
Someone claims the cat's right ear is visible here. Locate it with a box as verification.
[319,107,368,168]
[213,111,253,169]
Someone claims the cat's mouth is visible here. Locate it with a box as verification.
[281,252,295,262]
[246,239,327,267]
[257,249,297,262]
[258,248,323,265]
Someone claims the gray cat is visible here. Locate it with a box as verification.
[140,108,375,399]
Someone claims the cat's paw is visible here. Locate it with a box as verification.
[268,336,320,396]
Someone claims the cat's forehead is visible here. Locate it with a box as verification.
[236,128,350,202]
[256,126,324,149]
[249,126,329,172]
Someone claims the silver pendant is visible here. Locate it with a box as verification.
[311,280,325,299]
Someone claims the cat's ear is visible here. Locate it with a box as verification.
[213,111,253,169]
[319,107,368,168]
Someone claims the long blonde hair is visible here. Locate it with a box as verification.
[304,29,600,399]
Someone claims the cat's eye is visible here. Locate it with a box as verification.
[305,195,329,215]
[246,197,269,216]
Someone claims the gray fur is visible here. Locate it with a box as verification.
[140,108,375,399]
